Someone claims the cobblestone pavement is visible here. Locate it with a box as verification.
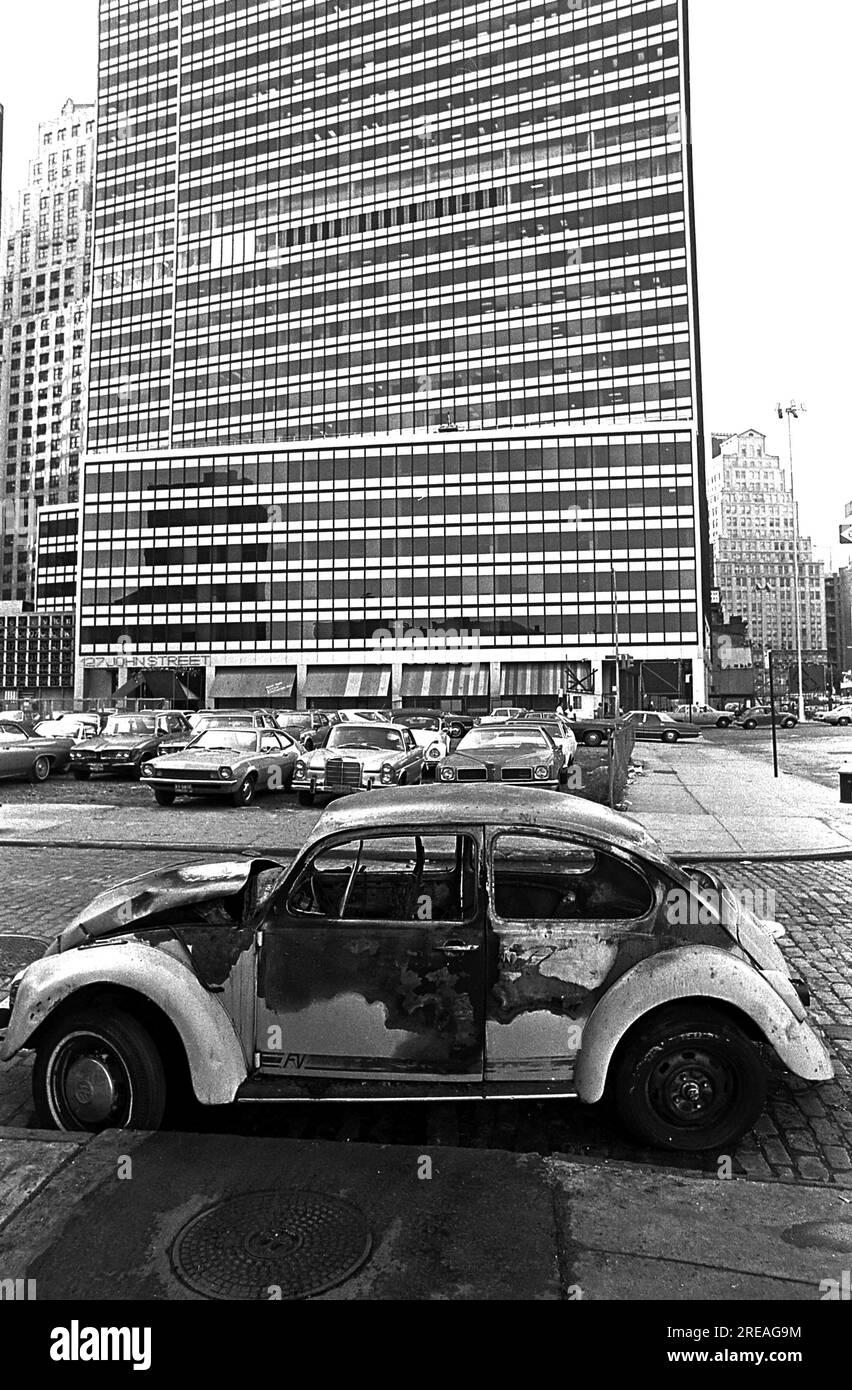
[1,847,851,1184]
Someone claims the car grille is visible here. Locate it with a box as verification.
[457,768,487,782]
[157,767,219,780]
[100,749,134,763]
[501,767,533,780]
[324,758,362,788]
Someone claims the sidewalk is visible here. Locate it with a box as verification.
[624,741,852,858]
[1,1126,848,1300]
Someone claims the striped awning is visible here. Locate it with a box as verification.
[400,665,490,699]
[208,667,296,699]
[500,662,563,698]
[303,667,391,699]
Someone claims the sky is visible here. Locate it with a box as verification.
[0,0,849,567]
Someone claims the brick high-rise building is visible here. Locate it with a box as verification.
[0,99,95,604]
[78,0,708,712]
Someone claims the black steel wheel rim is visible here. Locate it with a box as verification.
[646,1042,737,1131]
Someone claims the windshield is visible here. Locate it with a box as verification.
[103,717,155,737]
[195,713,254,730]
[404,717,440,730]
[327,726,404,750]
[458,728,549,751]
[190,729,258,752]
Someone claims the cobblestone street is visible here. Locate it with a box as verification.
[2,845,851,1184]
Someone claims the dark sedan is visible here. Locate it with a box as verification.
[0,720,73,782]
[68,711,193,779]
[438,724,565,789]
[622,711,701,743]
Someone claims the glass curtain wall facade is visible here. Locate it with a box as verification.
[81,0,707,708]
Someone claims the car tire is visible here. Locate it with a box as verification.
[716,718,732,728]
[661,729,678,743]
[742,719,757,730]
[33,1007,167,1133]
[298,791,315,806]
[611,1006,766,1152]
[584,731,603,747]
[231,775,256,807]
[72,767,91,780]
[154,787,176,806]
[30,755,51,783]
[840,718,851,727]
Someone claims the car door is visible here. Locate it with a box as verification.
[484,827,657,1094]
[255,829,486,1087]
[0,728,34,778]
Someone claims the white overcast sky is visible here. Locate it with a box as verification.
[0,0,849,565]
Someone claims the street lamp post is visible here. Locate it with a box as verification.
[776,401,807,722]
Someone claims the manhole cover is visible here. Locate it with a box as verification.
[782,1220,852,1253]
[170,1190,372,1300]
[0,933,46,975]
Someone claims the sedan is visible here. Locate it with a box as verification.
[516,716,578,767]
[0,720,73,782]
[1,785,831,1152]
[293,722,423,805]
[622,711,701,743]
[438,724,565,788]
[69,711,194,779]
[814,706,852,727]
[394,714,452,775]
[142,726,300,806]
[671,704,733,728]
[735,707,798,730]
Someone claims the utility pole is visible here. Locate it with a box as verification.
[776,401,807,723]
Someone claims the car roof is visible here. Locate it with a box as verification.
[308,784,659,856]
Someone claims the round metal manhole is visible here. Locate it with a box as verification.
[782,1220,852,1253]
[0,933,46,976]
[170,1190,372,1300]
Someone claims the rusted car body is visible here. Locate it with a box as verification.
[0,786,831,1149]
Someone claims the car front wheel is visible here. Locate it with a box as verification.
[661,729,678,743]
[231,775,256,807]
[33,1007,167,1133]
[154,787,176,806]
[30,755,51,783]
[584,730,603,747]
[742,719,757,730]
[612,1006,766,1151]
[716,718,731,728]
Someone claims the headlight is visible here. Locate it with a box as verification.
[534,765,550,780]
[439,765,456,781]
[426,744,441,760]
[116,750,131,760]
[141,763,154,777]
[70,750,83,759]
[380,762,394,784]
[294,759,307,779]
[219,765,234,779]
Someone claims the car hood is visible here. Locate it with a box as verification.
[43,857,284,955]
[309,746,401,769]
[150,748,255,767]
[446,747,551,769]
[81,735,156,752]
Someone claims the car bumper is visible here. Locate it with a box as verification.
[292,774,394,795]
[141,775,240,795]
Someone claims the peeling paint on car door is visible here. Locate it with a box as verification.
[254,830,485,1085]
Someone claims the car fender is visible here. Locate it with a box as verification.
[0,941,249,1105]
[574,945,833,1102]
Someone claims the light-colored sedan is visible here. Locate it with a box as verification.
[815,705,852,727]
[141,726,300,806]
[671,703,734,728]
[293,722,423,804]
[0,720,73,782]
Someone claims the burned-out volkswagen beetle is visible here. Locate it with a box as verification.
[0,786,832,1149]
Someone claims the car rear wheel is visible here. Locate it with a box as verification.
[33,1008,167,1133]
[742,719,757,730]
[30,755,51,783]
[661,729,678,743]
[716,718,732,728]
[72,767,91,780]
[231,775,256,807]
[298,790,315,806]
[584,730,603,747]
[612,1006,766,1152]
[154,787,176,806]
[782,718,796,729]
[840,717,851,726]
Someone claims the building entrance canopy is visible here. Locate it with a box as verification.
[208,667,296,699]
[303,667,390,699]
[401,666,489,699]
[114,670,196,701]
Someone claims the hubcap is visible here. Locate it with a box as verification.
[49,1032,131,1129]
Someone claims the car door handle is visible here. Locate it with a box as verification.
[437,940,478,954]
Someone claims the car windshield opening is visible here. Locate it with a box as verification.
[328,728,403,750]
[458,728,548,750]
[192,730,257,752]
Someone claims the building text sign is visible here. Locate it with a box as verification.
[82,654,212,668]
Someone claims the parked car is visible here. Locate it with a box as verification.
[1,785,831,1149]
[622,711,700,742]
[563,715,624,748]
[34,714,101,744]
[272,710,332,749]
[515,715,578,767]
[814,705,852,727]
[0,720,74,782]
[392,712,451,774]
[187,708,277,732]
[671,703,733,728]
[489,706,527,721]
[69,711,194,779]
[438,723,565,788]
[336,709,392,723]
[293,721,423,805]
[734,707,798,730]
[142,725,300,806]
